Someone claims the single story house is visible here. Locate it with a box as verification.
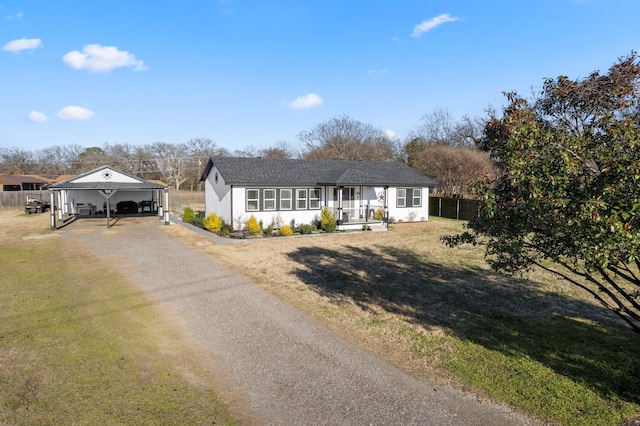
[0,174,50,191]
[199,157,437,231]
[49,165,170,230]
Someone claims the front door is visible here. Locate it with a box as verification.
[334,187,359,222]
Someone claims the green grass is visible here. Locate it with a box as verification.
[255,217,640,425]
[0,213,235,425]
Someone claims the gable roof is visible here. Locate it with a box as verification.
[0,174,49,185]
[200,157,437,187]
[50,165,165,190]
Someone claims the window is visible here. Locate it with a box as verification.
[246,189,259,211]
[296,189,307,209]
[397,189,406,207]
[280,189,292,210]
[263,189,276,210]
[396,188,422,208]
[309,188,321,209]
[412,189,422,207]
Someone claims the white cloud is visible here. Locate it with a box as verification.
[28,111,48,123]
[2,37,42,53]
[282,93,323,110]
[57,106,95,120]
[62,44,147,72]
[5,11,24,21]
[386,129,401,141]
[412,14,460,38]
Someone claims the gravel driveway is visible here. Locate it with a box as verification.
[61,216,538,426]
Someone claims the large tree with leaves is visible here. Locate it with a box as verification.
[444,53,640,333]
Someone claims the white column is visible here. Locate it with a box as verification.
[49,190,56,230]
[163,188,170,225]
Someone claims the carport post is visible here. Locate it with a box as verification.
[101,189,115,229]
[163,187,170,225]
[49,190,56,230]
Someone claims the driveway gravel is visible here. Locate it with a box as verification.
[61,216,539,426]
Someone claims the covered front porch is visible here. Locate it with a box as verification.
[326,185,388,231]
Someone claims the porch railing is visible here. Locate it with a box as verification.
[326,203,385,223]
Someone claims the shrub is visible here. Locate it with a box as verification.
[191,215,204,228]
[278,225,293,236]
[374,208,384,221]
[182,206,195,223]
[245,215,261,235]
[298,223,314,235]
[265,222,275,235]
[203,213,223,232]
[290,218,296,230]
[221,221,233,233]
[320,207,337,233]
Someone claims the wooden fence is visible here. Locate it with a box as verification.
[0,190,50,208]
[429,196,480,221]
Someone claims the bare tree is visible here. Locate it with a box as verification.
[233,145,259,158]
[0,147,35,174]
[298,114,398,161]
[103,143,156,177]
[184,137,227,190]
[407,108,457,145]
[408,108,488,148]
[150,141,190,190]
[259,141,296,159]
[417,145,494,197]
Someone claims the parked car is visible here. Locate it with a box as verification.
[25,197,50,214]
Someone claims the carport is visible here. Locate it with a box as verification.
[49,165,170,230]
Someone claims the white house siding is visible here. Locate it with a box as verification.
[204,166,233,224]
[386,187,430,222]
[204,181,430,230]
[230,186,322,229]
[72,169,140,184]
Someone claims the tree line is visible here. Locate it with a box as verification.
[0,112,493,195]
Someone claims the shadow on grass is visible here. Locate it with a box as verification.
[286,244,640,405]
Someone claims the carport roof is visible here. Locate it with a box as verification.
[50,165,166,191]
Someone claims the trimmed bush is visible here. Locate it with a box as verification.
[298,223,314,235]
[191,215,204,227]
[245,215,261,235]
[203,213,223,232]
[182,206,195,223]
[278,225,293,236]
[320,207,337,233]
[265,222,275,235]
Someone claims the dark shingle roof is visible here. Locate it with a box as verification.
[200,157,437,187]
[0,175,49,185]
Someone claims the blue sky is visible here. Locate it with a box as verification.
[1,0,639,153]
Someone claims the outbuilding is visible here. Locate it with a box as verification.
[49,165,170,230]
